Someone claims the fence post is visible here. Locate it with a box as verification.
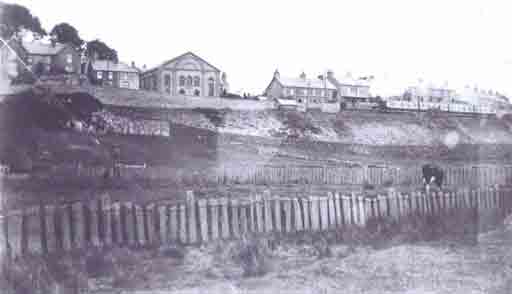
[327,192,336,229]
[209,199,219,240]
[319,196,329,231]
[255,195,264,233]
[111,202,122,245]
[124,202,136,246]
[220,198,230,240]
[273,197,282,233]
[99,198,110,248]
[239,201,249,236]
[342,195,352,225]
[144,203,156,245]
[197,199,208,243]
[169,205,179,243]
[89,200,100,247]
[310,196,320,231]
[45,204,56,253]
[334,193,342,227]
[263,191,273,233]
[178,202,187,244]
[283,198,292,233]
[230,198,240,238]
[26,207,42,254]
[186,191,197,244]
[293,198,303,232]
[302,197,310,230]
[9,210,22,257]
[387,188,398,220]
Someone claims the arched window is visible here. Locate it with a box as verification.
[194,89,200,96]
[208,77,215,96]
[179,88,185,95]
[186,75,193,86]
[179,76,185,86]
[164,74,171,94]
[193,76,200,87]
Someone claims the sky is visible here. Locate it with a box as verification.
[5,0,512,96]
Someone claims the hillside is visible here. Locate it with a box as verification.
[139,108,512,146]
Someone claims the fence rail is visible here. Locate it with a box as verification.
[217,164,512,187]
[23,164,512,188]
[1,186,511,258]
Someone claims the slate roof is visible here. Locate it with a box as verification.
[143,51,221,74]
[278,76,337,90]
[91,60,139,73]
[22,40,67,55]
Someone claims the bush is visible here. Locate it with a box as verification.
[231,237,272,277]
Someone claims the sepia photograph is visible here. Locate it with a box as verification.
[1,0,512,293]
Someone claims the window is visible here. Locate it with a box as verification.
[66,53,72,63]
[164,74,171,94]
[179,75,185,86]
[152,77,157,91]
[208,77,215,96]
[351,87,358,96]
[27,57,33,64]
[108,71,113,80]
[186,75,193,86]
[194,89,200,96]
[179,88,185,95]
[97,71,103,79]
[193,76,200,87]
[316,89,321,96]
[298,99,302,103]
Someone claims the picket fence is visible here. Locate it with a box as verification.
[1,186,510,258]
[217,164,512,187]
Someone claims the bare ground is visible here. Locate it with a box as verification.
[77,227,512,294]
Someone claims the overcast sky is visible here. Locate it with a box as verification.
[7,0,512,96]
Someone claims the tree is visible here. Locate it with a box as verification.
[50,23,84,51]
[0,3,46,39]
[85,39,118,62]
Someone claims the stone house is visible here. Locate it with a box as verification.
[88,60,140,90]
[326,71,372,105]
[140,51,227,97]
[20,39,81,75]
[264,70,338,108]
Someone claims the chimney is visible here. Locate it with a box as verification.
[131,61,136,68]
[273,69,280,79]
[299,72,306,80]
[327,70,334,79]
[50,39,56,47]
[143,64,147,71]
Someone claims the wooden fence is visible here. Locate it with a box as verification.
[1,186,511,258]
[25,163,512,189]
[217,164,512,187]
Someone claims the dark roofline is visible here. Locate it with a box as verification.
[263,76,283,95]
[21,41,74,56]
[143,51,222,75]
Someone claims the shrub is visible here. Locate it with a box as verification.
[230,237,272,277]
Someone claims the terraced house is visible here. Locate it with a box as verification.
[88,60,140,89]
[264,70,338,108]
[140,52,227,97]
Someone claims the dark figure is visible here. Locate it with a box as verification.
[422,164,444,189]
